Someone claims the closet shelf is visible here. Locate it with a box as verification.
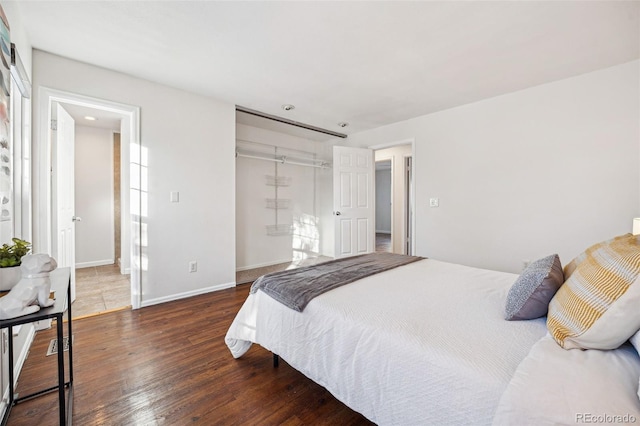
[266,224,293,236]
[266,198,291,209]
[265,175,292,187]
[236,149,331,169]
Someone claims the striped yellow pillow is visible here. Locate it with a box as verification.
[562,233,632,279]
[547,233,640,349]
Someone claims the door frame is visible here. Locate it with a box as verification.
[404,155,414,255]
[374,158,393,252]
[35,87,142,309]
[369,138,416,256]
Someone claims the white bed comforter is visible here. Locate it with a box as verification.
[493,334,640,426]
[225,259,549,425]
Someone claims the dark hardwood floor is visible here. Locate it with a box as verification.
[375,233,391,253]
[7,285,374,425]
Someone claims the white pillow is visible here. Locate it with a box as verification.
[631,331,640,350]
[493,334,640,425]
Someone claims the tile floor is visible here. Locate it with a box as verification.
[73,264,131,319]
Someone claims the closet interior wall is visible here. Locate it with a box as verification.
[235,123,329,271]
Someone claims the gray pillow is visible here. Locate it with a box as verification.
[505,254,563,321]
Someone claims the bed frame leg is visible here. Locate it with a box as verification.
[273,354,279,368]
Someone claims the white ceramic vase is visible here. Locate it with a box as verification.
[0,267,21,291]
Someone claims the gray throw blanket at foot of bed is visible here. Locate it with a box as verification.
[250,252,424,311]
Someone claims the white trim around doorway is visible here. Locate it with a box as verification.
[368,138,416,256]
[34,87,142,309]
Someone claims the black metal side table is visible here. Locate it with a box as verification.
[0,267,73,425]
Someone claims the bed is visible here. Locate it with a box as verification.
[226,254,640,425]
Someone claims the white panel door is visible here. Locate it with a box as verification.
[51,103,76,302]
[333,146,374,257]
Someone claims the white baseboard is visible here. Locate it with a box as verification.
[116,258,131,275]
[13,325,35,386]
[140,281,236,308]
[236,259,293,272]
[76,259,115,269]
[1,323,36,418]
[34,319,52,331]
[0,394,6,421]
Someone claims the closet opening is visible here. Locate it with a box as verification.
[235,110,333,285]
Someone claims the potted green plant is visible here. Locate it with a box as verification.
[0,238,31,291]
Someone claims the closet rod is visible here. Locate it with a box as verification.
[236,152,330,169]
[236,138,316,157]
[236,106,347,139]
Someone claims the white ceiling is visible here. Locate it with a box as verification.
[59,103,123,131]
[13,1,640,140]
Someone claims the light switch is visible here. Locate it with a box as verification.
[170,191,179,203]
[429,198,439,207]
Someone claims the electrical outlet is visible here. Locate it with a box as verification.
[429,198,439,207]
[189,261,197,273]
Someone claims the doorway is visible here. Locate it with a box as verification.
[36,88,142,314]
[375,159,392,253]
[60,106,130,317]
[373,143,413,255]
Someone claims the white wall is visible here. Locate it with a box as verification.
[0,2,34,417]
[2,2,32,80]
[375,167,391,233]
[341,60,640,273]
[32,50,236,306]
[74,125,114,267]
[236,123,326,269]
[0,2,32,246]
